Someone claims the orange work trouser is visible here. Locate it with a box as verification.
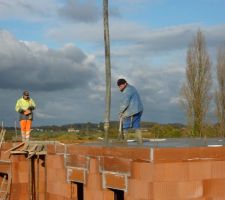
[20,120,32,140]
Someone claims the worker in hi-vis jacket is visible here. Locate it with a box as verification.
[15,90,36,142]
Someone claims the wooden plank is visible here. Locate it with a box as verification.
[0,129,5,149]
[4,142,25,154]
[10,151,28,155]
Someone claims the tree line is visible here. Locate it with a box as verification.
[181,30,225,137]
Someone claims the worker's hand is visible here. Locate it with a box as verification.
[24,109,31,115]
[119,112,124,119]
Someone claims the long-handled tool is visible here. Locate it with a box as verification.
[117,116,124,141]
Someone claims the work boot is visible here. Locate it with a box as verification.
[117,131,123,142]
[135,129,143,144]
[122,130,128,144]
[21,132,26,142]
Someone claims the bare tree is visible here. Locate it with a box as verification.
[215,46,225,137]
[181,30,212,137]
[103,0,111,143]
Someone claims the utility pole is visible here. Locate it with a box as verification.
[103,0,111,143]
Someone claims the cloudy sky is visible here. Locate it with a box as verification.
[0,0,225,126]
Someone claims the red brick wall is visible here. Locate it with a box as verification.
[1,143,225,199]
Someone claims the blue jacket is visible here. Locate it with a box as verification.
[120,84,143,117]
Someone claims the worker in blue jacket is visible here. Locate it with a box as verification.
[117,78,143,144]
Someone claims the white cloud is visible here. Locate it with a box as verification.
[0,1,223,126]
[0,0,58,21]
[35,111,57,119]
[169,97,181,105]
[0,30,99,91]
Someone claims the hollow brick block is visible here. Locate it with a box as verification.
[128,179,152,199]
[84,189,104,200]
[131,161,153,181]
[203,179,225,198]
[86,173,102,190]
[153,181,203,199]
[153,162,189,182]
[188,161,212,180]
[47,154,64,169]
[211,160,225,179]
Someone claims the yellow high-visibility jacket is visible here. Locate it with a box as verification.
[15,97,36,121]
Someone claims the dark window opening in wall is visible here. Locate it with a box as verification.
[0,172,8,179]
[76,182,84,200]
[109,188,124,200]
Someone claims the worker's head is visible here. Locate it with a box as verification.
[117,78,127,92]
[23,90,30,99]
